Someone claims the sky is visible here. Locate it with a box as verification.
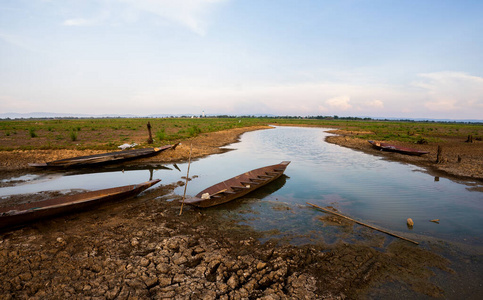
[0,0,482,119]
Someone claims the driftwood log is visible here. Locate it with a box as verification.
[307,202,419,245]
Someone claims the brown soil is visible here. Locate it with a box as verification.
[0,126,272,172]
[0,125,481,299]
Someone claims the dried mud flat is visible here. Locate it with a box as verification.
[0,125,481,299]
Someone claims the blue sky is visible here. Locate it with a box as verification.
[1,0,482,119]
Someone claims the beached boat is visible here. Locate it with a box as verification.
[0,179,161,230]
[182,161,291,208]
[368,141,429,156]
[29,143,178,168]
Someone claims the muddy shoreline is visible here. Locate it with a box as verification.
[324,129,483,182]
[1,125,482,299]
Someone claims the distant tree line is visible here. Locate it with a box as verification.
[1,115,481,125]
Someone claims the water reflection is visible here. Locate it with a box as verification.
[0,126,482,249]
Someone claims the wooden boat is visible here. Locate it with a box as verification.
[29,143,178,168]
[368,141,429,156]
[182,161,290,208]
[0,179,161,230]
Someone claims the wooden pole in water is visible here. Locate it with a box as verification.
[306,202,419,245]
[179,143,192,216]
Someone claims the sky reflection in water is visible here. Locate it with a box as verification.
[1,126,482,247]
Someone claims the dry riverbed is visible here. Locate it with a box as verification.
[0,125,481,299]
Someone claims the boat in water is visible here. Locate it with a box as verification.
[0,179,161,230]
[181,161,290,208]
[368,140,429,156]
[29,143,178,168]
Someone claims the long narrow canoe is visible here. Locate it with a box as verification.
[368,141,429,156]
[29,143,178,168]
[0,179,161,230]
[182,161,290,208]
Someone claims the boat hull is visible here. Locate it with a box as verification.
[182,161,290,208]
[29,144,178,168]
[368,141,429,156]
[0,179,161,230]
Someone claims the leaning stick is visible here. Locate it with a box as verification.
[179,143,193,216]
[306,202,419,245]
[210,189,227,197]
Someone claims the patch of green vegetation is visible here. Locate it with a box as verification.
[155,129,167,141]
[187,125,202,137]
[0,117,480,151]
[29,128,37,138]
[70,130,78,141]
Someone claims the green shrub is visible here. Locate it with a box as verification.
[29,128,37,138]
[70,130,77,141]
[155,129,167,141]
[188,125,202,137]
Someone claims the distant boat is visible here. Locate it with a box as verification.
[0,179,161,230]
[29,143,178,168]
[368,141,429,156]
[181,161,290,208]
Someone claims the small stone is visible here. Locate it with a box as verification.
[256,262,267,270]
[56,237,66,245]
[227,275,238,289]
[407,218,414,228]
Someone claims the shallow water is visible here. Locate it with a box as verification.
[1,126,482,248]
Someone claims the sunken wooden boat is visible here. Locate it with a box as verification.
[182,161,290,208]
[368,140,429,156]
[0,179,161,230]
[29,143,178,168]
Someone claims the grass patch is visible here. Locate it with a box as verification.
[0,117,480,151]
[29,128,37,138]
[70,130,78,141]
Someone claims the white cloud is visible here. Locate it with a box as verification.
[325,96,352,110]
[121,0,226,35]
[63,18,98,26]
[415,71,483,113]
[0,31,32,50]
[60,0,227,34]
[364,99,384,109]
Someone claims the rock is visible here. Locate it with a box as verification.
[407,218,414,228]
[227,274,239,289]
[56,237,66,245]
[256,262,267,270]
[131,238,139,246]
[140,257,150,267]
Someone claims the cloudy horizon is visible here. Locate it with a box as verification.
[1,0,482,119]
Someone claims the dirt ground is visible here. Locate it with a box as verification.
[0,125,482,299]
